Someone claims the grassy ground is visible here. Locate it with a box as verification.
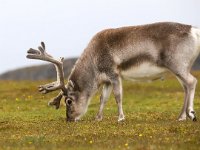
[0,72,200,150]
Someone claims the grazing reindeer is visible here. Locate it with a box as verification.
[27,22,200,122]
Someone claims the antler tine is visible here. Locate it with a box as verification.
[37,42,46,54]
[41,42,45,50]
[38,46,45,54]
[27,42,52,60]
[26,42,67,95]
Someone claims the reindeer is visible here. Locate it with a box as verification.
[27,22,200,122]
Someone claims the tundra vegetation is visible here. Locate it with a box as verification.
[0,72,200,150]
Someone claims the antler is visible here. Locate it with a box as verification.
[27,42,67,94]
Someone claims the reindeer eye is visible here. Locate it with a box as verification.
[66,99,72,106]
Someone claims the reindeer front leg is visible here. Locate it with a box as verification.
[96,83,112,121]
[112,76,125,122]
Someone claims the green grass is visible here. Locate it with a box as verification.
[0,72,200,150]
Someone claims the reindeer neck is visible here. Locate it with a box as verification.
[68,50,98,95]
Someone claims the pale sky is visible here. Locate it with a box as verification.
[0,0,200,74]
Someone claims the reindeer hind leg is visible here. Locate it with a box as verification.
[176,72,197,121]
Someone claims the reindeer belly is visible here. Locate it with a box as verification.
[121,63,167,81]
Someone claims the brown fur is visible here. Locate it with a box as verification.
[71,22,191,79]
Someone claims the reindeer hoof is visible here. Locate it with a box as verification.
[178,113,187,121]
[95,115,103,121]
[178,117,186,121]
[193,117,197,122]
[118,118,125,122]
[118,114,125,122]
[191,111,197,122]
[187,110,197,122]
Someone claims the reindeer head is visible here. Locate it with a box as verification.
[27,42,88,122]
[64,80,90,121]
